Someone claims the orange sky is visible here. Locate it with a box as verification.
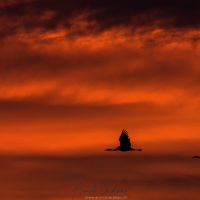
[0,0,200,155]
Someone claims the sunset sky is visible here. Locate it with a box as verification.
[1,0,200,155]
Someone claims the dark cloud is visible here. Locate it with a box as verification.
[0,37,199,92]
[1,0,200,38]
[0,98,182,125]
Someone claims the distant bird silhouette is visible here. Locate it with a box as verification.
[105,129,142,151]
[192,156,200,158]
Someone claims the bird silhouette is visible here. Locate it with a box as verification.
[192,156,200,158]
[105,129,142,151]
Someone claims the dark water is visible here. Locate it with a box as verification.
[0,153,199,200]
